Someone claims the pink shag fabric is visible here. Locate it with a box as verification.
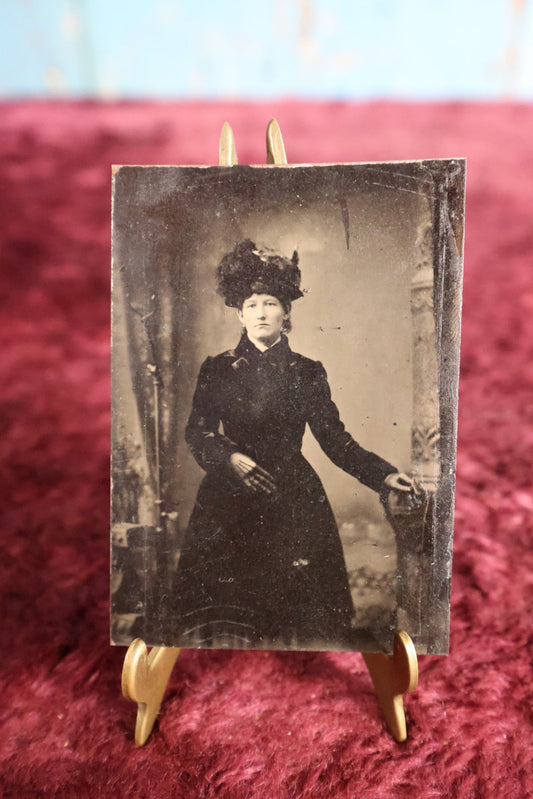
[0,101,532,799]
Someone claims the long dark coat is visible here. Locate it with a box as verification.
[171,334,396,650]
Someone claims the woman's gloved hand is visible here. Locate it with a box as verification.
[383,472,416,493]
[229,452,277,495]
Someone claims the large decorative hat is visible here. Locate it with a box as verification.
[217,239,303,308]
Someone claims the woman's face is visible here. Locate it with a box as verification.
[238,294,288,346]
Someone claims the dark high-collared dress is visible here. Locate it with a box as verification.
[171,333,396,650]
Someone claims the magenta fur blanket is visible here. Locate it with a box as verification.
[0,101,532,798]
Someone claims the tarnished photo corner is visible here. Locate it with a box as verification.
[111,160,465,655]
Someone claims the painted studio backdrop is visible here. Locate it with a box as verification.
[111,161,464,655]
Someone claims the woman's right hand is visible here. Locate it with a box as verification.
[229,452,277,495]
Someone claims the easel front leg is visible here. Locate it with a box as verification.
[122,639,181,745]
[363,630,418,742]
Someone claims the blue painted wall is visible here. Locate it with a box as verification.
[2,0,533,99]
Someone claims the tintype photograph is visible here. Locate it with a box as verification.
[111,159,465,655]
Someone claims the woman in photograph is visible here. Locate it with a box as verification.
[171,239,413,650]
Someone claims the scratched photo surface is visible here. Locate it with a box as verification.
[111,161,465,655]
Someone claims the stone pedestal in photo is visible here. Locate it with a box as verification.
[384,220,440,651]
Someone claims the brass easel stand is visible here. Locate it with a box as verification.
[121,119,419,745]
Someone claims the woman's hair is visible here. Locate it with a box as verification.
[217,239,303,309]
[282,307,292,333]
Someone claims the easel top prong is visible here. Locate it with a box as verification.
[266,119,287,165]
[219,122,238,166]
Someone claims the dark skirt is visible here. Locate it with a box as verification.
[171,454,356,650]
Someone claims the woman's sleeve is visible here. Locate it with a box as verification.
[307,361,397,493]
[185,357,239,472]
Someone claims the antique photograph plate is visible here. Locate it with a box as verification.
[111,160,465,655]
